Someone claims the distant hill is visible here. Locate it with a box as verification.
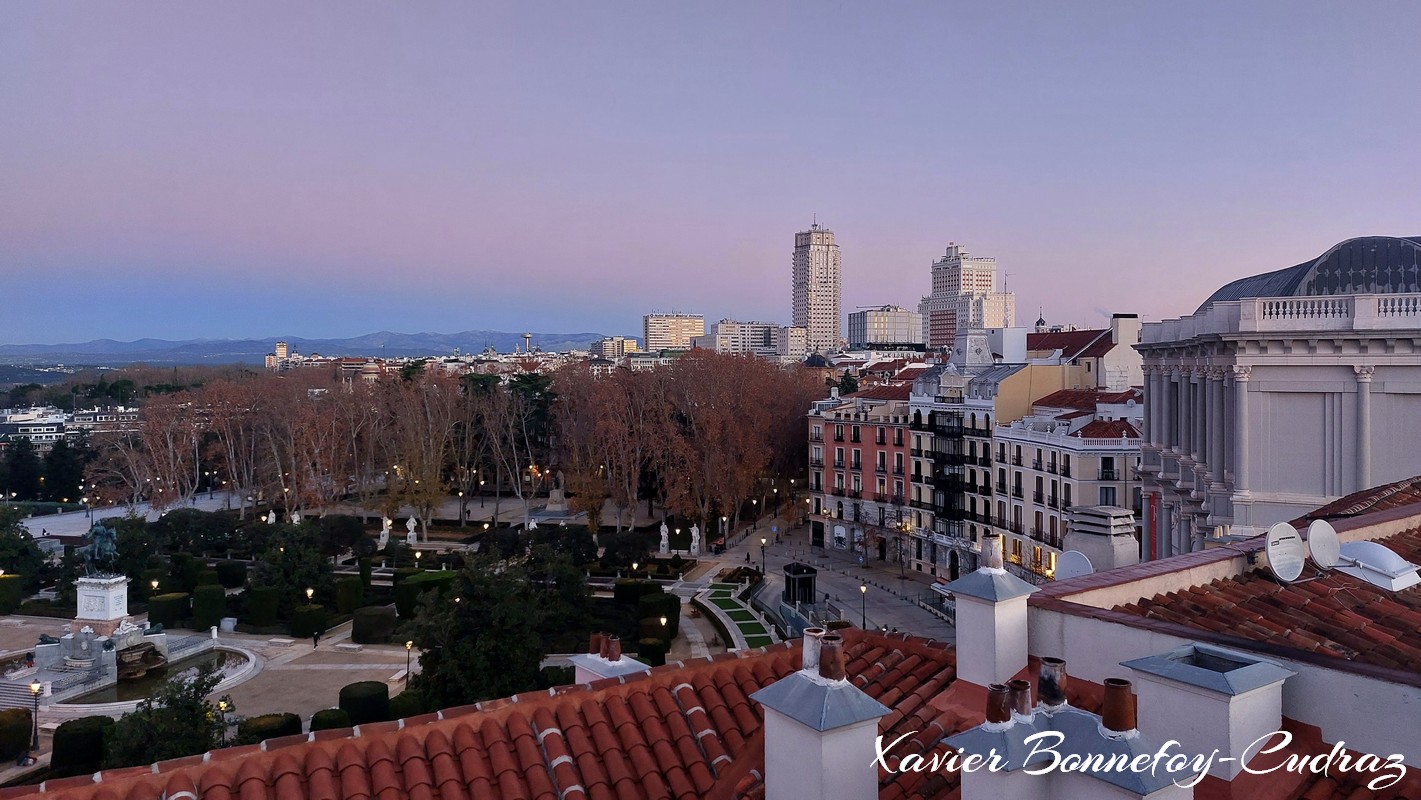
[0,330,620,366]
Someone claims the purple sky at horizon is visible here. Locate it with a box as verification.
[3,2,1419,344]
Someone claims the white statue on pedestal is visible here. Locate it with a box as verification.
[266,511,276,525]
[659,522,670,555]
[378,518,391,550]
[689,524,701,556]
[405,516,418,545]
[290,511,301,525]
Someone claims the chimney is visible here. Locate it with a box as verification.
[752,634,890,800]
[801,627,825,673]
[1123,643,1295,779]
[942,533,1037,688]
[1110,313,1141,345]
[1008,679,1033,723]
[1101,678,1137,735]
[570,633,649,685]
[1038,657,1068,711]
[984,683,1012,730]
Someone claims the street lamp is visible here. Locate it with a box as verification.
[631,561,639,576]
[82,496,90,519]
[773,487,780,516]
[458,491,465,526]
[405,640,413,678]
[28,680,41,751]
[760,536,767,574]
[217,699,230,746]
[305,587,314,602]
[415,551,423,569]
[660,615,668,635]
[480,479,486,507]
[859,583,867,629]
[151,579,160,594]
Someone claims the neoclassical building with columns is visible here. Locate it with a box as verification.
[1137,235,1421,558]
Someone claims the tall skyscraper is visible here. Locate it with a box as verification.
[917,243,1015,348]
[792,222,842,353]
[642,313,705,351]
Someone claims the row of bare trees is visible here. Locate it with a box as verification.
[84,351,825,533]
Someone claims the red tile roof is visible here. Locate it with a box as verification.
[847,384,913,401]
[1071,419,1140,439]
[1032,387,1140,412]
[3,632,961,800]
[1026,329,1112,359]
[1111,526,1421,673]
[1296,474,1421,523]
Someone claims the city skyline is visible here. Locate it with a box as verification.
[4,3,1421,343]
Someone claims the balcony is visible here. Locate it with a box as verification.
[910,448,924,457]
[996,481,1007,494]
[1047,495,1059,509]
[932,451,967,466]
[909,498,935,511]
[1032,459,1043,470]
[1060,465,1072,478]
[873,492,888,503]
[932,475,963,493]
[848,490,862,499]
[1099,469,1120,480]
[831,488,846,497]
[965,426,991,438]
[1011,486,1024,499]
[1032,490,1044,503]
[933,422,963,437]
[892,467,905,476]
[850,462,862,471]
[875,464,887,474]
[810,458,824,468]
[976,455,992,467]
[1030,528,1063,549]
[809,432,823,443]
[1046,462,1058,475]
[833,460,845,469]
[1011,456,1023,466]
[850,435,862,444]
[833,433,845,442]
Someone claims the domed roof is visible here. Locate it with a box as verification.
[1197,235,1421,314]
[359,362,381,374]
[804,353,831,368]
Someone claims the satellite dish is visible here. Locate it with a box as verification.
[1264,523,1306,583]
[1335,541,1421,592]
[1055,551,1095,580]
[1307,519,1340,570]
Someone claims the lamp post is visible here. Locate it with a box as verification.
[305,587,314,603]
[760,537,767,575]
[151,579,160,595]
[82,496,90,519]
[29,680,41,751]
[458,491,465,526]
[415,551,422,569]
[859,583,867,629]
[631,561,639,578]
[217,699,230,746]
[405,640,413,679]
[480,479,486,507]
[773,487,780,517]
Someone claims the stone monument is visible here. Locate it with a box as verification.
[406,516,418,545]
[290,511,301,525]
[378,518,391,549]
[545,471,568,513]
[659,522,670,555]
[266,511,276,525]
[689,524,701,557]
[75,574,131,638]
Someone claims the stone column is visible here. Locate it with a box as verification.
[1177,367,1191,458]
[1231,366,1252,497]
[1190,368,1205,461]
[1163,368,1177,450]
[1208,369,1226,489]
[1355,366,1374,492]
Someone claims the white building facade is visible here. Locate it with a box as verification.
[641,313,705,351]
[847,305,923,349]
[917,243,1015,349]
[792,223,842,353]
[1138,235,1421,558]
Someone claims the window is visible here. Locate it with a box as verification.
[1099,486,1117,506]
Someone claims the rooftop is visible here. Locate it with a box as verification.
[1196,235,1421,314]
[1025,329,1113,360]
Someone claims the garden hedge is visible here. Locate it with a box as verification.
[238,713,302,743]
[215,560,247,589]
[0,708,32,761]
[612,579,663,605]
[351,606,397,644]
[195,569,220,586]
[245,587,279,627]
[168,553,199,593]
[637,592,681,638]
[636,637,668,667]
[339,681,389,725]
[358,557,373,587]
[388,691,425,721]
[147,593,190,628]
[0,575,23,615]
[395,571,456,619]
[51,715,114,775]
[290,604,327,639]
[391,567,422,586]
[192,585,227,630]
[335,576,363,615]
[310,708,352,731]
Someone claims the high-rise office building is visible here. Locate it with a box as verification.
[792,223,842,352]
[917,243,1015,348]
[642,313,705,351]
[847,306,924,348]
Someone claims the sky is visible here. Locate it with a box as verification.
[2,2,1420,344]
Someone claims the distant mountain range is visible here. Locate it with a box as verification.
[0,330,619,367]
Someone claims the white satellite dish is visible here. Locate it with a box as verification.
[1307,519,1340,570]
[1054,551,1095,581]
[1264,522,1306,583]
[1335,541,1421,592]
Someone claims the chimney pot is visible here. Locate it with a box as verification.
[589,633,604,655]
[802,627,826,673]
[982,533,1004,570]
[603,635,621,662]
[1008,679,1033,721]
[1039,657,1068,709]
[1102,678,1137,733]
[818,633,846,681]
[985,683,1012,725]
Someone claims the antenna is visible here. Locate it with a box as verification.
[1306,519,1340,570]
[1054,551,1095,581]
[1264,522,1306,583]
[1305,517,1419,590]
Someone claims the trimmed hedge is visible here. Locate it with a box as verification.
[395,571,456,619]
[638,592,681,638]
[192,585,227,630]
[358,557,373,587]
[339,681,389,725]
[238,713,302,743]
[290,604,327,639]
[0,575,23,615]
[391,567,423,586]
[637,637,668,667]
[351,606,397,644]
[196,569,220,586]
[147,592,190,628]
[310,708,352,731]
[613,579,662,605]
[52,715,114,776]
[168,553,199,593]
[245,586,279,627]
[388,691,424,721]
[335,576,363,615]
[216,560,247,589]
[0,708,31,761]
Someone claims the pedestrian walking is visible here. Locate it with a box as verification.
[745,552,750,563]
[312,631,321,648]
